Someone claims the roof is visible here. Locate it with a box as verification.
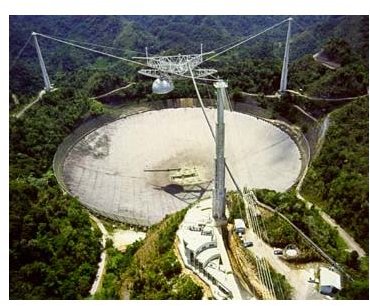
[181,229,213,252]
[205,262,233,291]
[319,267,342,290]
[197,247,220,266]
[234,218,246,229]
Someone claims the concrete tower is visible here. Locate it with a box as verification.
[212,80,228,225]
[32,32,52,91]
[279,17,292,93]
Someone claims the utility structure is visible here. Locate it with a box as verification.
[279,17,292,94]
[133,47,217,94]
[212,80,228,225]
[32,32,52,91]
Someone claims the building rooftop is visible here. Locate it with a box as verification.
[205,261,235,291]
[183,229,215,253]
[197,247,220,266]
[234,218,246,229]
[319,267,342,290]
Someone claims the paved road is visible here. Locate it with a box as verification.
[286,89,368,102]
[243,229,323,300]
[241,91,279,99]
[14,90,45,119]
[89,215,108,296]
[296,192,365,258]
[295,114,366,258]
[321,211,366,257]
[254,197,346,276]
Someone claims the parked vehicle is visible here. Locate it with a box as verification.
[273,248,283,255]
[243,241,253,248]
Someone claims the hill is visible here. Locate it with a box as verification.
[301,97,369,251]
[10,15,360,99]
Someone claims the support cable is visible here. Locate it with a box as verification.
[262,257,277,299]
[291,19,324,52]
[203,18,290,63]
[10,34,32,71]
[34,32,218,83]
[256,257,272,299]
[188,64,216,139]
[247,193,277,300]
[36,34,147,55]
[35,32,148,67]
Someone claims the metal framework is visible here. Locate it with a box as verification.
[134,53,217,79]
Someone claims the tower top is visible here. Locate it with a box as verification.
[214,80,228,89]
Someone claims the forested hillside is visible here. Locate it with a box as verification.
[10,15,367,101]
[118,209,203,299]
[302,97,369,250]
[10,174,102,299]
[9,88,104,299]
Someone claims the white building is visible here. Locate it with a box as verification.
[234,219,246,234]
[177,199,242,299]
[319,267,342,296]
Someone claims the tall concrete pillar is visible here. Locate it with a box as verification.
[32,32,52,91]
[279,17,292,93]
[212,80,228,225]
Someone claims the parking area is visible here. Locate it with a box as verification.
[237,228,324,300]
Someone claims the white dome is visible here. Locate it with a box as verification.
[152,77,174,94]
[286,249,298,257]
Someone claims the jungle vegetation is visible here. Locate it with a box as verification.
[301,97,369,251]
